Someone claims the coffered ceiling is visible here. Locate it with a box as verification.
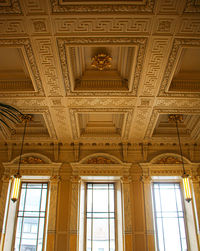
[0,0,200,144]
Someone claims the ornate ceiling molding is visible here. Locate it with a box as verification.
[50,0,155,14]
[158,38,200,97]
[0,39,44,97]
[0,0,22,14]
[69,108,133,141]
[57,37,147,96]
[145,108,200,141]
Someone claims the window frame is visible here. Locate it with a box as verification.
[152,181,189,251]
[79,178,122,251]
[13,181,49,251]
[85,182,117,251]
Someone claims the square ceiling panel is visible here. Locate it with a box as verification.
[152,114,200,141]
[0,47,34,92]
[0,113,56,141]
[68,46,135,92]
[78,113,124,137]
[57,37,147,96]
[169,48,200,93]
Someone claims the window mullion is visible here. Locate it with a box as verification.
[174,184,183,251]
[35,184,43,251]
[19,183,27,251]
[158,183,166,251]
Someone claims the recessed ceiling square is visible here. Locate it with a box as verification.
[0,47,34,92]
[78,113,124,137]
[66,46,136,92]
[152,114,200,140]
[169,48,200,93]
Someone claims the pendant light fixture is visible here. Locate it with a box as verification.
[11,114,32,202]
[169,114,192,202]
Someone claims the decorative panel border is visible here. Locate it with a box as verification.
[50,0,155,14]
[57,37,147,97]
[145,108,200,141]
[0,0,22,14]
[158,38,200,97]
[0,39,44,97]
[69,108,134,141]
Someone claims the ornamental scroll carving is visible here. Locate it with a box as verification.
[21,156,45,164]
[86,157,116,164]
[156,156,182,164]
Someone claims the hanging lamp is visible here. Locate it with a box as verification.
[11,114,32,202]
[169,114,192,203]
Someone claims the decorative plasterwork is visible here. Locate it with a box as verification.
[140,153,199,177]
[71,153,131,177]
[87,157,115,164]
[145,109,200,141]
[57,37,147,96]
[69,108,133,141]
[3,153,62,178]
[53,17,152,35]
[0,0,22,14]
[50,0,155,14]
[0,108,57,141]
[184,0,200,13]
[0,39,44,97]
[158,38,200,97]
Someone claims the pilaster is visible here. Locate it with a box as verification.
[46,175,60,251]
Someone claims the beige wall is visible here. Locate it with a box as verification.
[0,143,200,251]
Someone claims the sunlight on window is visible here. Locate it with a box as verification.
[14,183,48,251]
[86,183,115,251]
[153,183,187,251]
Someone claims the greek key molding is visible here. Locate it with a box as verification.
[34,38,65,97]
[53,17,152,35]
[140,38,171,96]
[0,39,44,97]
[158,38,200,97]
[0,0,22,14]
[57,37,147,96]
[50,0,155,14]
[184,0,200,13]
[0,18,27,35]
[177,18,200,36]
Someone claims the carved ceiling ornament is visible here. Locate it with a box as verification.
[91,53,112,71]
[87,156,116,164]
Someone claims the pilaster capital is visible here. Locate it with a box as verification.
[190,175,200,184]
[70,175,81,183]
[120,175,132,184]
[141,175,152,184]
[50,175,61,183]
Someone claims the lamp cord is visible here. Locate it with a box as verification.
[175,119,186,175]
[17,120,27,175]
